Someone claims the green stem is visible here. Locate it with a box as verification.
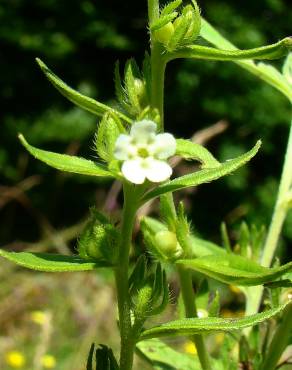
[147,0,159,24]
[148,0,167,130]
[177,266,212,370]
[246,118,292,317]
[115,183,139,370]
[261,304,292,370]
[150,44,167,129]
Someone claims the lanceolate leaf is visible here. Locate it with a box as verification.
[200,19,292,102]
[177,255,292,286]
[36,58,132,123]
[139,302,290,340]
[143,140,261,201]
[168,37,292,62]
[0,250,111,272]
[19,134,113,178]
[176,138,220,168]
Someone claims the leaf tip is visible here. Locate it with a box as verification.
[18,134,28,147]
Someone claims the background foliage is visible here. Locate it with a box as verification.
[0,0,291,369]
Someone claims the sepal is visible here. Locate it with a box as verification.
[114,59,149,117]
[95,113,124,162]
[129,258,169,319]
[152,0,201,49]
[78,208,119,264]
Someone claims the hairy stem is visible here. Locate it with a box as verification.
[177,266,212,370]
[261,304,292,370]
[246,118,292,317]
[115,183,139,370]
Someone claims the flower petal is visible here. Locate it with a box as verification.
[121,159,146,184]
[151,133,176,159]
[114,134,135,160]
[144,159,173,183]
[130,120,157,143]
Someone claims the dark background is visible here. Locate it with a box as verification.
[0,0,291,257]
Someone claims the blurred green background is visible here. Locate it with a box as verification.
[0,0,291,369]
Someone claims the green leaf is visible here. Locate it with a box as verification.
[139,302,291,340]
[150,13,178,32]
[177,254,292,286]
[143,140,261,201]
[36,58,132,123]
[19,134,113,178]
[168,37,292,61]
[136,339,201,370]
[0,250,111,272]
[176,138,220,168]
[200,19,292,102]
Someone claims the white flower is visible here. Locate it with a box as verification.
[114,120,176,184]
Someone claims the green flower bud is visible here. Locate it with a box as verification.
[154,230,183,259]
[153,22,175,45]
[173,3,201,43]
[78,222,119,263]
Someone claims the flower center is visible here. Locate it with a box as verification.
[137,147,149,158]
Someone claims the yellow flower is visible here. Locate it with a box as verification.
[41,354,56,369]
[31,310,46,325]
[183,341,197,355]
[5,351,26,368]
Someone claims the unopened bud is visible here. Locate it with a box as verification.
[153,22,175,45]
[154,231,183,259]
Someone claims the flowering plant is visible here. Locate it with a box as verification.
[1,1,292,370]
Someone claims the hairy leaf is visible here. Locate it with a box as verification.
[36,58,132,123]
[200,20,292,102]
[19,134,113,178]
[150,13,178,32]
[177,254,292,286]
[143,141,261,201]
[0,250,111,272]
[160,0,182,17]
[168,37,292,62]
[176,138,220,168]
[139,302,290,340]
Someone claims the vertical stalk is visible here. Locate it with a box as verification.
[150,44,167,129]
[148,0,167,129]
[147,2,211,369]
[115,183,139,370]
[246,119,292,317]
[177,266,212,370]
[260,304,292,370]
